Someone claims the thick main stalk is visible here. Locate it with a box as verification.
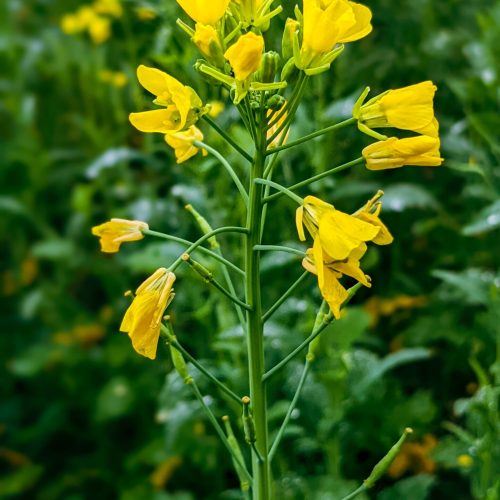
[245,140,270,499]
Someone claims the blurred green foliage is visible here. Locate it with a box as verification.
[1,0,499,498]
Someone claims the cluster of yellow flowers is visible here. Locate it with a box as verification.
[60,0,122,44]
[297,192,393,318]
[93,0,445,358]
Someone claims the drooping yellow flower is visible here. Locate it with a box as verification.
[176,0,229,25]
[165,126,207,163]
[353,190,393,245]
[362,136,443,170]
[92,218,149,253]
[296,195,380,260]
[120,268,176,360]
[299,0,372,69]
[354,82,439,137]
[129,65,203,135]
[224,32,264,81]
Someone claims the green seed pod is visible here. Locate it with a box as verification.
[223,416,250,492]
[169,344,192,384]
[364,428,413,488]
[185,204,219,249]
[181,254,213,282]
[241,396,256,444]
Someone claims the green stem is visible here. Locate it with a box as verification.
[169,226,248,271]
[202,115,253,162]
[144,229,244,277]
[264,157,363,204]
[253,245,305,258]
[341,484,368,500]
[263,271,309,322]
[194,141,249,204]
[163,330,242,404]
[268,360,311,461]
[198,270,252,312]
[266,118,356,155]
[263,283,363,382]
[190,380,253,483]
[254,178,304,205]
[245,136,271,500]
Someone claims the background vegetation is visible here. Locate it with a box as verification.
[1,0,499,498]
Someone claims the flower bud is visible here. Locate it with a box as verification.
[258,51,280,83]
[192,23,225,67]
[282,18,299,61]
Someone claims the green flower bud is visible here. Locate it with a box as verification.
[258,51,280,83]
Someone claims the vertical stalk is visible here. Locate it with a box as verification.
[245,105,271,499]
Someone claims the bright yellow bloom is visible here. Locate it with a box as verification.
[354,82,439,137]
[92,218,149,253]
[224,32,264,81]
[296,195,380,260]
[362,136,443,170]
[176,0,229,25]
[120,268,176,360]
[300,0,372,68]
[129,65,203,135]
[165,126,207,163]
[93,0,123,17]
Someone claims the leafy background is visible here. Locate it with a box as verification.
[1,0,499,498]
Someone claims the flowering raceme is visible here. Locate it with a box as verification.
[176,0,229,25]
[362,136,443,170]
[120,268,176,360]
[353,81,439,138]
[129,65,204,135]
[92,219,149,253]
[297,0,372,71]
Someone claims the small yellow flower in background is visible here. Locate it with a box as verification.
[388,434,438,479]
[267,104,290,147]
[93,0,123,18]
[457,454,473,468]
[135,6,157,20]
[224,32,264,81]
[88,15,111,44]
[298,0,372,70]
[362,136,443,170]
[120,268,176,360]
[99,70,128,88]
[92,218,149,253]
[208,100,225,118]
[129,65,204,135]
[150,456,183,490]
[165,126,207,164]
[176,0,229,25]
[353,81,439,138]
[364,294,427,327]
[61,13,85,35]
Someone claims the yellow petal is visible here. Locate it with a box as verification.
[177,0,229,25]
[129,108,181,134]
[337,2,373,43]
[224,32,264,81]
[319,266,349,319]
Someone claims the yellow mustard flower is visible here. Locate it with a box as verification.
[93,0,123,18]
[120,268,176,360]
[299,0,372,70]
[224,32,264,81]
[457,454,473,468]
[296,195,380,260]
[353,190,393,245]
[99,70,128,87]
[353,81,439,138]
[165,126,207,163]
[176,0,229,25]
[129,65,203,135]
[192,23,223,64]
[135,6,157,20]
[88,14,111,44]
[362,136,443,170]
[92,218,149,253]
[61,13,85,35]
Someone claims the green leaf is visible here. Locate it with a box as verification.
[462,199,500,235]
[382,184,440,212]
[377,475,436,500]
